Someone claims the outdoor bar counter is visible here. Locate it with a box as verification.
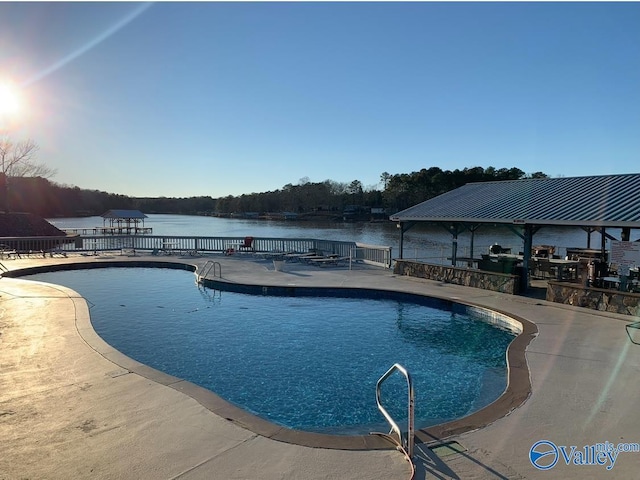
[394,259,640,317]
[547,280,640,316]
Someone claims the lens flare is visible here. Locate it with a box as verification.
[24,3,153,87]
[0,82,21,118]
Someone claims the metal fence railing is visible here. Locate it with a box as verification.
[353,243,393,269]
[0,236,75,256]
[0,235,394,269]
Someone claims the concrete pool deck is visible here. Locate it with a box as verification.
[1,253,639,479]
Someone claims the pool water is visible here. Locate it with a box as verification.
[26,267,516,434]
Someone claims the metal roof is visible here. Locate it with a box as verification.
[101,209,147,220]
[390,173,640,228]
[0,213,68,237]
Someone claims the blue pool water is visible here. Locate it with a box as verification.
[25,267,517,434]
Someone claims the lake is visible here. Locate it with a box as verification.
[47,214,613,263]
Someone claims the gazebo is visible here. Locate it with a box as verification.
[390,173,640,292]
[100,210,150,235]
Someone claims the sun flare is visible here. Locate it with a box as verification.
[0,82,22,118]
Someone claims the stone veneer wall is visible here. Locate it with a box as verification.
[546,281,640,316]
[393,260,520,295]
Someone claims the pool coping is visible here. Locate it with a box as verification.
[8,260,537,451]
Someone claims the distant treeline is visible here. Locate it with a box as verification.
[8,166,546,218]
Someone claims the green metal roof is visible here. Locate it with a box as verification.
[390,173,640,228]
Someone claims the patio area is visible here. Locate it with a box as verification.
[1,253,640,479]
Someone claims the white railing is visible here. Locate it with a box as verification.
[352,243,393,269]
[0,236,75,256]
[0,235,393,269]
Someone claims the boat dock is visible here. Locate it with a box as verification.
[62,226,153,235]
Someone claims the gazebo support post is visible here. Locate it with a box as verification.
[506,223,539,293]
[462,223,482,268]
[397,221,417,260]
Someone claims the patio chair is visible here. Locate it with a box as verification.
[528,258,541,279]
[538,258,556,279]
[237,236,254,252]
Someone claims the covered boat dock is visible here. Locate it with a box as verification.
[99,209,151,235]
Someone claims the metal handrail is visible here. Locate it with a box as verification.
[198,260,221,282]
[375,363,415,458]
[626,321,640,345]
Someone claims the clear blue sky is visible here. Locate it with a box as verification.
[1,2,639,198]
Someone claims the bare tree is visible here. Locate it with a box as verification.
[0,137,56,212]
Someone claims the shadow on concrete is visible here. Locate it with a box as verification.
[412,442,513,480]
[521,285,547,300]
[273,270,313,277]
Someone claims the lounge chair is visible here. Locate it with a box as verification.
[299,251,326,263]
[47,248,68,258]
[0,244,18,259]
[285,250,322,262]
[307,255,350,267]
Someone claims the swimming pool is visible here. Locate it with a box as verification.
[25,266,518,435]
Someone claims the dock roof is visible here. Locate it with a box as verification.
[390,173,640,229]
[101,210,147,220]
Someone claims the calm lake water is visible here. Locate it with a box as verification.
[48,214,613,262]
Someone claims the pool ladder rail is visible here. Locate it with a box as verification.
[375,363,415,460]
[197,260,222,283]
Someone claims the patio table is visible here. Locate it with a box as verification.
[549,258,579,281]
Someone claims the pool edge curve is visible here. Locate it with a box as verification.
[9,259,537,451]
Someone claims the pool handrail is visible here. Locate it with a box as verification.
[375,363,415,458]
[198,260,221,282]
